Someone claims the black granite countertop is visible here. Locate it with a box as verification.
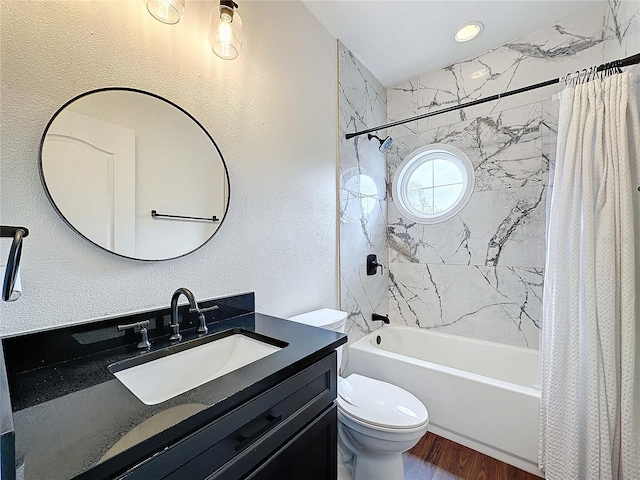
[0,293,346,480]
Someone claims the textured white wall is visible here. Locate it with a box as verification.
[0,0,338,335]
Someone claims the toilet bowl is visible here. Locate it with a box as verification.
[288,309,429,480]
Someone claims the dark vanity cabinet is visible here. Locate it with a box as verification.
[120,353,338,480]
[246,405,337,480]
[1,296,346,480]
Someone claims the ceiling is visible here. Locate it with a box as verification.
[301,0,605,86]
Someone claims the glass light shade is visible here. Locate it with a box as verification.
[209,5,242,60]
[147,0,185,24]
[454,22,483,42]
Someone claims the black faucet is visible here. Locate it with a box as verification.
[372,313,390,324]
[169,288,205,341]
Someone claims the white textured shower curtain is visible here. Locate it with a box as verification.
[539,72,640,480]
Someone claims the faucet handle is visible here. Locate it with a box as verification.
[117,320,150,332]
[197,313,208,335]
[198,305,219,313]
[117,321,152,349]
[185,305,218,335]
[189,305,219,314]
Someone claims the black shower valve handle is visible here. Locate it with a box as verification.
[366,254,384,276]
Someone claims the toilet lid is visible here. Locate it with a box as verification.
[288,308,347,331]
[337,374,428,430]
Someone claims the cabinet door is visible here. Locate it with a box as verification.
[244,404,337,480]
[126,353,337,480]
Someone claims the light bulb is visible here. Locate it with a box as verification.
[209,4,242,60]
[218,22,232,58]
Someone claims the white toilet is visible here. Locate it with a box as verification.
[289,309,429,480]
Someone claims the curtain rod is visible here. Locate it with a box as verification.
[345,52,640,140]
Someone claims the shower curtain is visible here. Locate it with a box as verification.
[539,72,640,480]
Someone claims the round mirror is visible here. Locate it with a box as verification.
[40,88,230,261]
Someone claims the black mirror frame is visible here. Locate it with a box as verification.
[39,87,231,262]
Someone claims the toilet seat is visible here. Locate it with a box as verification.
[338,374,428,432]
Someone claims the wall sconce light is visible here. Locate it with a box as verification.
[209,0,242,60]
[147,0,185,25]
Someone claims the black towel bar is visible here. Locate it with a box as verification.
[151,210,219,222]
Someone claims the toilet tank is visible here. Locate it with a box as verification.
[288,309,347,369]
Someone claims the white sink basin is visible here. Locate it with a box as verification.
[99,403,208,463]
[110,333,282,405]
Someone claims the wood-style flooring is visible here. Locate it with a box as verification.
[403,433,541,480]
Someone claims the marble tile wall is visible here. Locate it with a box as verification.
[338,42,388,369]
[387,4,639,139]
[387,3,640,348]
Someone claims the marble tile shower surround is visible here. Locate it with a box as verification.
[338,42,388,362]
[387,102,548,348]
[387,102,548,268]
[389,264,543,348]
[387,4,640,139]
[386,3,640,349]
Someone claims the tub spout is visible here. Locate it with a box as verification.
[372,313,390,324]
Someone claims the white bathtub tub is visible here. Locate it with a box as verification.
[348,325,544,477]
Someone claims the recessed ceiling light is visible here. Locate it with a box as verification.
[455,22,484,43]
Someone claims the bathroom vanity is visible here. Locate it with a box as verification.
[0,293,346,480]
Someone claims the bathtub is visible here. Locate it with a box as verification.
[348,325,544,478]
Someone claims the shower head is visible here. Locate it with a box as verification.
[379,135,393,154]
[367,133,393,154]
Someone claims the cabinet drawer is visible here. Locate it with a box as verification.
[206,402,337,480]
[120,352,336,479]
[242,404,337,480]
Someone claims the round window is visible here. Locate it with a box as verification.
[392,144,474,224]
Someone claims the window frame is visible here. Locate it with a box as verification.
[392,144,475,224]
